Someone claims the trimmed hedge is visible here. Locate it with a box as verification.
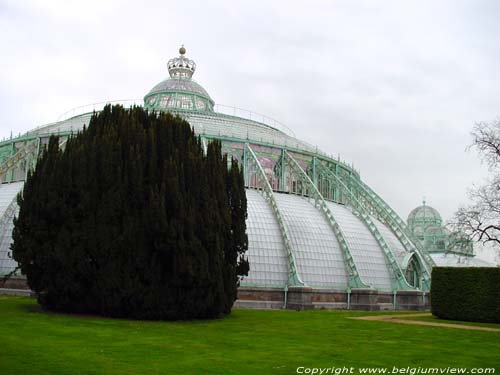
[431,267,500,323]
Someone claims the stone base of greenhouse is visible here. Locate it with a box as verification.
[0,277,430,310]
[0,277,430,311]
[235,286,430,311]
[0,276,33,297]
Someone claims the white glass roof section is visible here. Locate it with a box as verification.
[146,78,213,101]
[273,194,348,289]
[241,190,289,287]
[430,253,494,267]
[326,202,392,290]
[0,182,23,216]
[372,217,410,268]
[0,182,24,276]
[27,113,93,136]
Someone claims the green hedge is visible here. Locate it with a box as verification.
[431,267,500,323]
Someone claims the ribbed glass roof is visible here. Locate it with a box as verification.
[407,204,442,223]
[146,78,212,101]
[327,202,393,290]
[0,182,24,276]
[273,194,348,289]
[1,45,495,301]
[241,190,288,287]
[430,253,494,267]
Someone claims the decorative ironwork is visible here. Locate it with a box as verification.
[167,45,196,79]
[349,177,434,289]
[314,160,416,290]
[0,140,38,183]
[283,150,369,289]
[244,143,304,287]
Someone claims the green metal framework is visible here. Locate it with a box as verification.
[282,150,369,289]
[349,178,433,289]
[0,46,447,292]
[144,90,215,113]
[0,137,71,184]
[0,101,437,291]
[313,160,414,290]
[0,140,39,183]
[0,128,434,290]
[0,195,18,244]
[243,143,304,287]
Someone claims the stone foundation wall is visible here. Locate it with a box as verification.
[0,280,431,311]
[0,276,29,290]
[236,286,430,311]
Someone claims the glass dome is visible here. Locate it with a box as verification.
[407,202,442,227]
[144,46,215,113]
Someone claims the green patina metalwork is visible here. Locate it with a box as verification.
[283,150,369,290]
[407,203,473,257]
[272,150,287,192]
[0,47,451,293]
[0,140,38,180]
[314,160,415,291]
[244,143,304,287]
[144,90,215,114]
[0,108,435,292]
[348,177,433,290]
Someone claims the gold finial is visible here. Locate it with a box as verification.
[179,45,186,55]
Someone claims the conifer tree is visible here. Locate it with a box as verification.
[12,105,248,320]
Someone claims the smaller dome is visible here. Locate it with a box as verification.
[407,205,442,223]
[407,201,443,235]
[147,78,212,99]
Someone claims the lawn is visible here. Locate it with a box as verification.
[0,296,499,375]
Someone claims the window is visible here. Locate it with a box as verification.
[178,95,193,109]
[160,94,173,108]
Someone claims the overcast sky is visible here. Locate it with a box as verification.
[1,0,499,261]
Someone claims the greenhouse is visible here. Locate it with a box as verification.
[0,47,492,310]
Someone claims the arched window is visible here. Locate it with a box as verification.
[404,255,422,289]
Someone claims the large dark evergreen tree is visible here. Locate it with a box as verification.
[12,105,248,320]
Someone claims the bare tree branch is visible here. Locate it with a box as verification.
[452,118,500,261]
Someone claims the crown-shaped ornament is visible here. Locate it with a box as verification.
[167,45,196,79]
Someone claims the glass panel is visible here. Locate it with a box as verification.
[327,203,392,290]
[372,218,409,267]
[273,194,348,289]
[160,94,173,108]
[0,182,24,276]
[430,253,493,267]
[241,190,288,287]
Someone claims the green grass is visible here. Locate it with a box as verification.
[398,314,500,329]
[1,296,499,375]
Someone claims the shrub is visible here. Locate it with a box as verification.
[12,105,248,320]
[431,267,500,323]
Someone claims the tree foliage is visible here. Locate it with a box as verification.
[451,119,500,262]
[12,105,248,320]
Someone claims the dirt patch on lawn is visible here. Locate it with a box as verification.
[349,313,500,332]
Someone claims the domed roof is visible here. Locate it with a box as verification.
[146,78,212,100]
[144,46,214,112]
[407,201,442,224]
